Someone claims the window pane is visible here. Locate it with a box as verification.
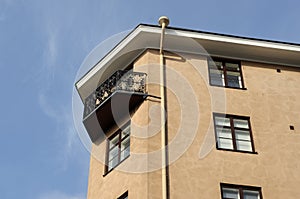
[121,147,130,161]
[217,127,232,139]
[235,130,251,141]
[236,140,252,152]
[227,71,240,76]
[215,116,231,127]
[243,190,260,199]
[226,62,240,71]
[109,146,119,161]
[122,126,130,138]
[211,77,224,86]
[109,135,119,149]
[222,187,240,199]
[227,71,242,88]
[210,69,223,75]
[209,61,223,70]
[233,119,249,129]
[210,69,223,77]
[120,137,130,160]
[215,61,223,69]
[121,136,130,149]
[106,123,131,173]
[210,68,224,86]
[218,137,234,150]
[108,155,119,170]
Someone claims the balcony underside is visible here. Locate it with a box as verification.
[83,91,147,142]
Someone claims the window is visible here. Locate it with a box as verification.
[105,122,130,173]
[117,191,128,199]
[221,183,262,199]
[213,113,255,153]
[208,58,244,88]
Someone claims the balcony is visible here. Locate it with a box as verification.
[83,70,147,142]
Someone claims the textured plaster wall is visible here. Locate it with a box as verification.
[163,52,300,199]
[87,49,300,199]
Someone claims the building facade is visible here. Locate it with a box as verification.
[76,22,300,199]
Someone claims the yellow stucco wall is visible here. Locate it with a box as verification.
[87,49,300,199]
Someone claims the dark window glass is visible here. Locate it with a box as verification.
[208,58,244,88]
[221,184,262,199]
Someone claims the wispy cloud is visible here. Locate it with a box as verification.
[38,190,85,199]
[46,30,58,66]
[38,91,84,171]
[42,26,59,82]
[35,6,91,172]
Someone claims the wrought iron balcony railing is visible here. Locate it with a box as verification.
[83,70,147,118]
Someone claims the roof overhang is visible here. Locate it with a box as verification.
[76,24,300,103]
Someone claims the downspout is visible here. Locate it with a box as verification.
[158,16,170,199]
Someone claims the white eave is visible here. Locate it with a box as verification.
[76,24,300,102]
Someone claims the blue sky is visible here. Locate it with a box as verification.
[0,0,299,199]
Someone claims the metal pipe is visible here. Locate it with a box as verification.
[158,16,169,199]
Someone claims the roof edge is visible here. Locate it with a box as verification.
[138,23,300,47]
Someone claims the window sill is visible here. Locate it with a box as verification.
[216,148,258,155]
[210,84,247,90]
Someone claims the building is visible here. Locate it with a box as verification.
[75,17,300,199]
